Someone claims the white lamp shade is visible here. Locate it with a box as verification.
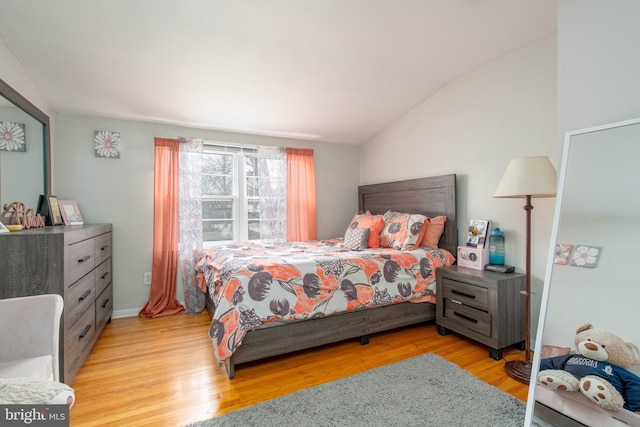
[494,156,557,198]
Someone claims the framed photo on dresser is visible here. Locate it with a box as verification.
[58,200,84,225]
[48,196,64,225]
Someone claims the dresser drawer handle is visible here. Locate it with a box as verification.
[79,289,91,301]
[102,298,110,308]
[78,255,91,264]
[78,324,92,339]
[101,272,110,280]
[100,245,109,251]
[451,289,475,299]
[453,311,478,323]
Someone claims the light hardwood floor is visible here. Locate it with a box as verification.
[69,312,530,426]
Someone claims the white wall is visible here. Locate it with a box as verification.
[0,38,53,207]
[558,0,640,136]
[0,40,51,116]
[539,0,640,351]
[53,115,360,316]
[360,35,558,342]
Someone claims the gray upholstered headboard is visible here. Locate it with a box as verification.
[357,174,457,255]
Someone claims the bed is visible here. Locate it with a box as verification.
[198,174,457,378]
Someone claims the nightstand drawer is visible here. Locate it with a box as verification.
[443,299,491,336]
[442,278,488,311]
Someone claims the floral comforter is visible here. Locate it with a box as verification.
[195,239,448,364]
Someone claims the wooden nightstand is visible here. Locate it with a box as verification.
[436,265,526,360]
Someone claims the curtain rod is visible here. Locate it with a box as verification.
[153,136,258,150]
[204,140,258,150]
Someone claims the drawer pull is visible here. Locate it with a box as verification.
[451,289,476,299]
[79,324,92,339]
[102,298,110,308]
[453,311,478,323]
[78,255,91,264]
[100,245,109,251]
[79,289,91,301]
[101,272,110,280]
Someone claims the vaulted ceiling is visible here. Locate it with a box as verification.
[0,1,556,144]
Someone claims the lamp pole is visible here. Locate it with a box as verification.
[504,194,533,383]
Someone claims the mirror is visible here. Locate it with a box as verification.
[525,118,640,426]
[0,78,51,212]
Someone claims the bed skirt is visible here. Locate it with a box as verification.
[205,294,436,378]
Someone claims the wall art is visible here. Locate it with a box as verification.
[553,243,572,265]
[570,244,601,268]
[0,121,26,152]
[94,130,121,158]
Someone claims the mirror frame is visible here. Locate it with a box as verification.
[524,116,640,425]
[0,77,51,197]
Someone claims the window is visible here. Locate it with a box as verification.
[201,143,286,246]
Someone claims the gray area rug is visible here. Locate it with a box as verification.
[186,353,525,427]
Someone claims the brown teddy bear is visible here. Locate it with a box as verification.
[538,324,640,412]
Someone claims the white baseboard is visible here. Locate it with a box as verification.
[112,301,186,319]
[112,308,142,319]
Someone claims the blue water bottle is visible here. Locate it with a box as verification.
[489,228,505,265]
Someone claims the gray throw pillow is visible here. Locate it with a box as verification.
[344,227,370,250]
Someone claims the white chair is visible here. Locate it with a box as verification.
[0,294,63,381]
[0,294,75,406]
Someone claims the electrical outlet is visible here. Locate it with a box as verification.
[143,272,152,285]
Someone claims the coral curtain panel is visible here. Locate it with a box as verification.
[139,138,185,318]
[286,148,317,241]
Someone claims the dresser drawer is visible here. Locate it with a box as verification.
[65,303,95,373]
[65,271,95,327]
[68,238,95,283]
[442,278,488,311]
[96,282,113,332]
[95,259,112,296]
[94,232,112,266]
[443,299,491,336]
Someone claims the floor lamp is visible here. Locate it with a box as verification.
[494,156,556,384]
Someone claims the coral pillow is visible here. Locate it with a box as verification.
[347,213,384,248]
[420,215,447,248]
[380,211,427,250]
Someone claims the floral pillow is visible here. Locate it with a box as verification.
[347,212,384,248]
[420,215,447,248]
[380,211,427,250]
[344,227,370,250]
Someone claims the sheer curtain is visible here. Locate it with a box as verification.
[178,137,205,314]
[255,146,287,244]
[286,148,316,241]
[139,138,185,318]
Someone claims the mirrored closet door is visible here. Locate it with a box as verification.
[525,117,640,426]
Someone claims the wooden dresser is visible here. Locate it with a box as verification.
[0,224,113,384]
